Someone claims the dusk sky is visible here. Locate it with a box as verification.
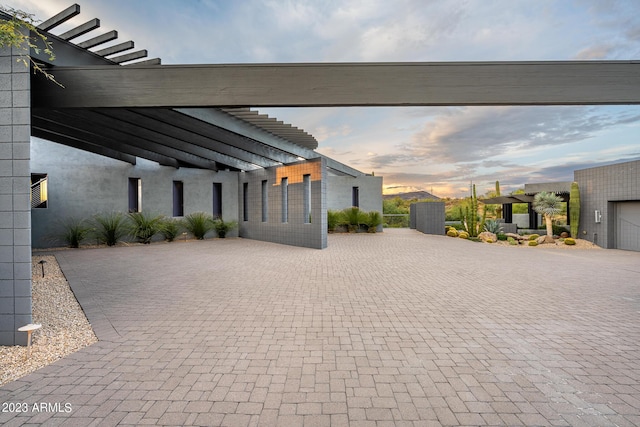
[17,0,640,197]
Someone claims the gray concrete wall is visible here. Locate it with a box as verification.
[0,44,31,345]
[326,175,382,213]
[575,160,640,249]
[412,202,445,235]
[239,158,327,249]
[30,138,239,247]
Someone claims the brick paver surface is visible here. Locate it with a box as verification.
[1,229,639,426]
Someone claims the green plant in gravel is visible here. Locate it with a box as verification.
[158,217,182,242]
[213,218,237,238]
[58,218,93,248]
[570,181,580,238]
[564,237,576,245]
[458,231,469,239]
[447,228,458,237]
[128,212,164,244]
[508,237,518,245]
[183,212,215,239]
[528,240,539,246]
[528,234,540,241]
[93,212,128,246]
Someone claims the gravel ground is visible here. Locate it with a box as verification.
[0,255,97,387]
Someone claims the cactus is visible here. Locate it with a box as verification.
[462,184,485,237]
[495,180,502,219]
[570,181,580,238]
[447,229,458,237]
[564,237,576,245]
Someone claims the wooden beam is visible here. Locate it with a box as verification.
[110,50,148,64]
[58,18,100,41]
[95,41,134,57]
[77,30,118,49]
[37,4,80,32]
[33,61,640,109]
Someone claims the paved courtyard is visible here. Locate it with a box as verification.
[1,229,639,426]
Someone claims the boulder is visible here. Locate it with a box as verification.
[478,231,497,242]
[505,232,524,241]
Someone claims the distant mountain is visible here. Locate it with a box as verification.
[383,191,440,200]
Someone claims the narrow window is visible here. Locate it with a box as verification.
[30,173,48,209]
[128,177,141,212]
[261,180,268,222]
[173,181,184,217]
[213,182,222,219]
[352,186,360,208]
[243,182,249,221]
[281,177,288,223]
[303,174,311,223]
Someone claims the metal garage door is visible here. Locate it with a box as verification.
[616,202,640,251]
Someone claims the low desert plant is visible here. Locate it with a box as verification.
[213,218,237,238]
[528,234,540,241]
[564,237,576,245]
[508,237,518,245]
[58,218,93,248]
[365,211,382,233]
[327,210,343,232]
[497,233,507,241]
[528,240,539,246]
[447,229,458,237]
[344,207,367,232]
[93,212,128,246]
[483,219,503,234]
[128,212,164,244]
[158,217,182,242]
[458,231,469,239]
[183,212,215,239]
[486,238,494,243]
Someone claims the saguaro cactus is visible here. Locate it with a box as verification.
[495,180,502,219]
[569,181,580,238]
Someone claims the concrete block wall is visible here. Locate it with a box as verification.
[411,202,445,235]
[30,138,239,247]
[239,158,327,249]
[0,44,31,345]
[575,160,640,248]
[327,175,382,213]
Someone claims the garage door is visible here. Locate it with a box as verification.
[616,202,640,251]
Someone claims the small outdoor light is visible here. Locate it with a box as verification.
[18,323,42,360]
[38,259,47,278]
[183,232,188,242]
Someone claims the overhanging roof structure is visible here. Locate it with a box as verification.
[25,4,640,178]
[25,4,364,177]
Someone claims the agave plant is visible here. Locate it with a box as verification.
[183,212,215,240]
[344,207,367,232]
[483,219,503,234]
[128,212,164,244]
[93,212,128,246]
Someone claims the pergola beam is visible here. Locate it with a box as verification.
[58,18,100,41]
[37,4,80,32]
[33,61,640,109]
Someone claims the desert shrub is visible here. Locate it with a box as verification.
[58,218,93,248]
[327,210,344,232]
[528,234,540,241]
[458,231,469,239]
[486,239,494,243]
[158,217,182,242]
[447,229,458,237]
[508,237,518,245]
[528,240,538,246]
[213,218,237,238]
[564,238,576,245]
[365,211,382,233]
[483,219,503,234]
[183,212,215,239]
[128,212,164,244]
[497,233,507,241]
[344,207,367,232]
[93,212,128,246]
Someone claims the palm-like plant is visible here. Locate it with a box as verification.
[533,191,564,243]
[58,218,93,248]
[93,212,128,246]
[183,212,214,240]
[128,212,164,244]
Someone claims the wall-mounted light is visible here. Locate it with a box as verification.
[594,210,602,223]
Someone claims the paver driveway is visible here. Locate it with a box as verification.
[1,229,639,426]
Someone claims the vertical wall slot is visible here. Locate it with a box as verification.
[303,174,311,223]
[281,177,288,223]
[261,180,268,222]
[173,180,184,217]
[213,182,222,219]
[243,182,249,221]
[128,177,141,212]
